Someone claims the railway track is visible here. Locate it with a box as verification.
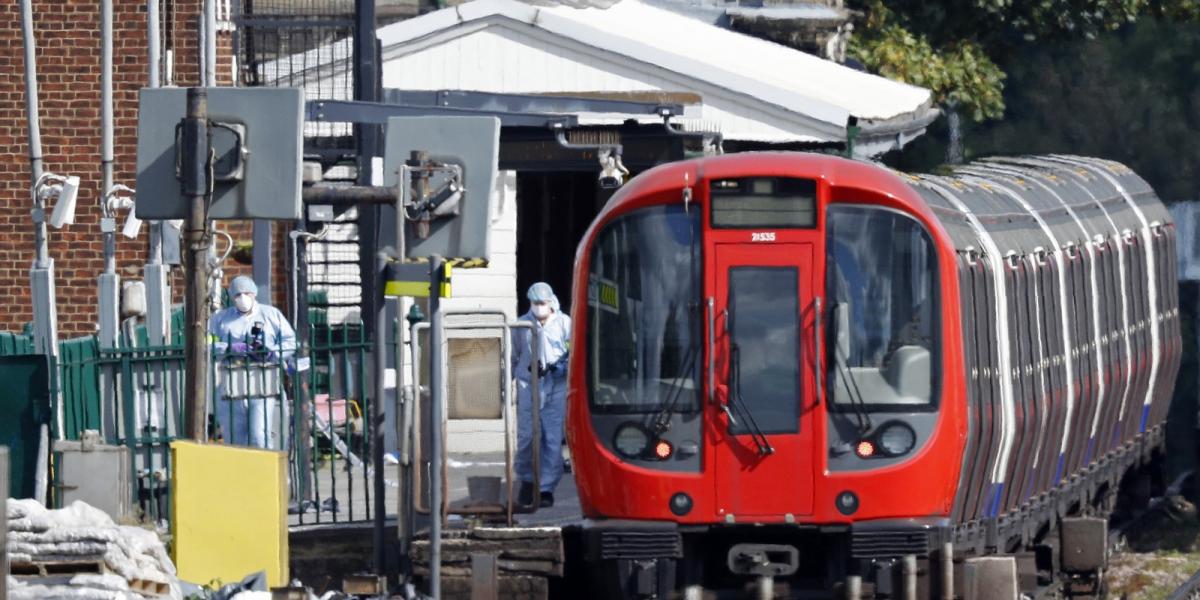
[1167,567,1200,600]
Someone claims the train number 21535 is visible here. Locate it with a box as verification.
[751,232,776,242]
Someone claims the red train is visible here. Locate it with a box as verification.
[565,152,1180,598]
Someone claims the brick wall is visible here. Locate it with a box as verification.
[0,0,289,337]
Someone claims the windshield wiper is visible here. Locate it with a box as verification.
[730,343,774,456]
[653,338,698,434]
[830,301,872,435]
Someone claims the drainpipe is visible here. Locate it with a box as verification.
[145,0,171,347]
[99,0,120,351]
[204,0,217,87]
[21,0,61,504]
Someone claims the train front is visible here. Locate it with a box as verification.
[566,152,967,597]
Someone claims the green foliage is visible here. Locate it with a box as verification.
[850,20,1005,121]
[968,20,1200,200]
[968,0,1144,40]
[847,0,1200,123]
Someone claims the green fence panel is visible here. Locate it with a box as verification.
[0,355,51,499]
[57,336,102,440]
[0,332,34,356]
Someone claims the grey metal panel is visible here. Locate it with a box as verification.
[383,116,500,260]
[136,87,304,220]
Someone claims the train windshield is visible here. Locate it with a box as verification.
[587,205,702,413]
[826,206,939,408]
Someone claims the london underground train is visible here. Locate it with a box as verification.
[565,152,1180,598]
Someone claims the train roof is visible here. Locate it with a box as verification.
[595,152,1171,259]
[906,155,1172,256]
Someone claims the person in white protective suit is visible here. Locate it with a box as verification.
[209,275,296,448]
[512,282,572,508]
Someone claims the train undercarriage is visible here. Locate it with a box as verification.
[557,427,1166,600]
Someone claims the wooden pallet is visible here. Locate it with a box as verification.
[10,559,170,596]
[9,559,106,577]
[129,577,172,596]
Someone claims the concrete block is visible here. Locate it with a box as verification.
[962,556,1018,600]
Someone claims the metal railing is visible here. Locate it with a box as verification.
[2,321,384,527]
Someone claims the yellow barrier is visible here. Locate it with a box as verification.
[170,441,288,587]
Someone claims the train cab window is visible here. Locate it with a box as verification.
[826,206,939,408]
[727,267,802,434]
[586,205,702,413]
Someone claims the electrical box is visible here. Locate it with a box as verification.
[53,435,132,521]
[135,87,304,220]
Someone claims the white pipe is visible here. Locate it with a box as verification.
[20,0,46,266]
[147,0,160,88]
[147,0,163,265]
[205,0,217,87]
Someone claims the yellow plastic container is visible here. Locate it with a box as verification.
[171,441,288,587]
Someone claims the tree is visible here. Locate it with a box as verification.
[847,0,1199,124]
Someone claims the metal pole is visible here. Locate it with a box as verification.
[182,88,211,442]
[101,0,115,278]
[902,554,918,600]
[148,0,160,88]
[387,170,408,579]
[429,254,445,599]
[144,0,170,346]
[22,0,62,462]
[845,575,862,600]
[372,252,388,576]
[353,0,381,321]
[204,0,217,87]
[97,0,121,448]
[20,0,43,194]
[941,542,954,600]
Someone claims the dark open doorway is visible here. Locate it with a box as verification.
[515,172,615,317]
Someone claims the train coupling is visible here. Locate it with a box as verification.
[726,543,800,577]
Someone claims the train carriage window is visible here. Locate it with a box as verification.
[826,206,939,409]
[587,205,702,413]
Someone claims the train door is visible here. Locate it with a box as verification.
[711,243,817,518]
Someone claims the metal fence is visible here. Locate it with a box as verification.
[1,321,382,526]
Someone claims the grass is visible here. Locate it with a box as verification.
[1108,510,1200,599]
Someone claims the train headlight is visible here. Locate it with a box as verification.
[877,421,917,457]
[614,423,651,459]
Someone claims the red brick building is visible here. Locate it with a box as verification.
[0,0,271,338]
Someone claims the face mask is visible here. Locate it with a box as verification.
[532,304,552,319]
[234,294,255,314]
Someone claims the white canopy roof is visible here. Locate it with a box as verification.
[273,0,938,152]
